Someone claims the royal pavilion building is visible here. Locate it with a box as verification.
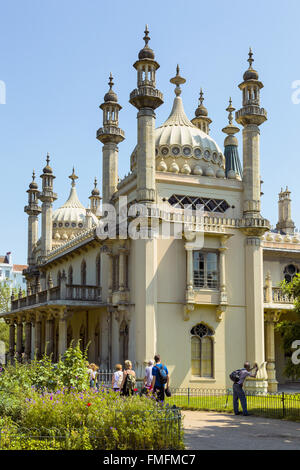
[2,27,300,393]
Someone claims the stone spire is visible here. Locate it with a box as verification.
[38,154,57,260]
[222,98,242,180]
[236,48,267,217]
[276,187,295,234]
[191,88,212,134]
[24,170,42,266]
[129,26,163,202]
[89,177,101,216]
[97,74,125,204]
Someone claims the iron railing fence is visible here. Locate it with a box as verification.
[166,388,300,420]
[0,407,183,450]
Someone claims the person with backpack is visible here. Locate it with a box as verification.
[230,362,258,416]
[151,354,169,402]
[120,360,136,396]
[112,363,123,392]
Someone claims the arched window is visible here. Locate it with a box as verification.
[57,271,62,287]
[81,260,87,286]
[284,264,299,283]
[68,266,73,285]
[96,254,101,287]
[190,323,214,378]
[119,320,129,366]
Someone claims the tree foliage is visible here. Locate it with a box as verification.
[275,273,300,379]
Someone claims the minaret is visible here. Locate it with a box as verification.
[24,170,42,266]
[276,187,295,234]
[89,177,101,216]
[191,89,212,134]
[236,48,267,217]
[222,98,242,180]
[97,73,125,204]
[129,25,163,203]
[38,154,57,260]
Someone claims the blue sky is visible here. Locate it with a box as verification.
[0,0,299,264]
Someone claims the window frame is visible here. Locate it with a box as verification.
[193,249,219,290]
[190,323,214,378]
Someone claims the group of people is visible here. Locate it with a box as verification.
[111,354,170,401]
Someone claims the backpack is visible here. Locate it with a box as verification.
[157,364,168,385]
[125,372,136,392]
[229,369,243,383]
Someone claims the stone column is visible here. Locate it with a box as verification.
[265,311,280,392]
[45,314,54,357]
[136,108,156,202]
[24,317,32,362]
[244,236,267,393]
[185,246,193,291]
[218,239,228,305]
[58,311,68,358]
[119,251,125,292]
[16,318,23,361]
[111,309,120,366]
[8,320,15,363]
[102,143,119,204]
[34,313,42,359]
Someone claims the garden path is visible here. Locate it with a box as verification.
[183,410,300,450]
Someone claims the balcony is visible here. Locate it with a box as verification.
[264,274,294,311]
[10,282,102,313]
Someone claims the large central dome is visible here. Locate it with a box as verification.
[154,93,225,177]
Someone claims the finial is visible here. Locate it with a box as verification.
[199,88,204,105]
[94,177,98,188]
[248,47,254,69]
[32,169,36,181]
[226,97,235,125]
[69,167,78,187]
[170,64,186,96]
[108,73,114,90]
[143,24,150,47]
[46,153,50,165]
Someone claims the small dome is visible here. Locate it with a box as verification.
[193,165,203,175]
[156,159,167,172]
[195,104,208,117]
[204,166,215,177]
[216,168,225,178]
[181,162,191,174]
[227,169,237,179]
[138,46,155,60]
[43,155,53,174]
[169,160,179,173]
[104,89,117,103]
[243,68,259,81]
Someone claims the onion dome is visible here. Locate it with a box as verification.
[29,170,38,189]
[43,153,53,174]
[138,25,155,60]
[104,73,118,103]
[52,168,98,237]
[91,177,100,196]
[243,48,259,81]
[195,89,208,117]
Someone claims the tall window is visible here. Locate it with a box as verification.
[191,323,214,378]
[284,264,299,283]
[81,260,87,286]
[96,254,101,287]
[68,266,73,285]
[57,271,62,287]
[193,251,218,289]
[119,320,129,365]
[112,255,119,292]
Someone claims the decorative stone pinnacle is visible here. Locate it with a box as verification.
[94,177,98,188]
[69,167,78,187]
[32,170,36,181]
[143,24,150,46]
[199,88,204,105]
[108,73,114,90]
[248,47,254,69]
[46,153,50,165]
[226,97,235,125]
[170,65,186,96]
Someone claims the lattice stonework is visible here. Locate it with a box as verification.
[168,194,230,213]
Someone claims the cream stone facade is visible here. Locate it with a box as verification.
[2,29,300,392]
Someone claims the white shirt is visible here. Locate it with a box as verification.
[145,365,153,386]
[113,370,123,389]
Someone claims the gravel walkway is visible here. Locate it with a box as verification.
[183,410,300,450]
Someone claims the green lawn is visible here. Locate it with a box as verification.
[165,391,300,421]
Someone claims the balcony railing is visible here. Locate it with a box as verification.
[272,287,294,304]
[10,283,102,311]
